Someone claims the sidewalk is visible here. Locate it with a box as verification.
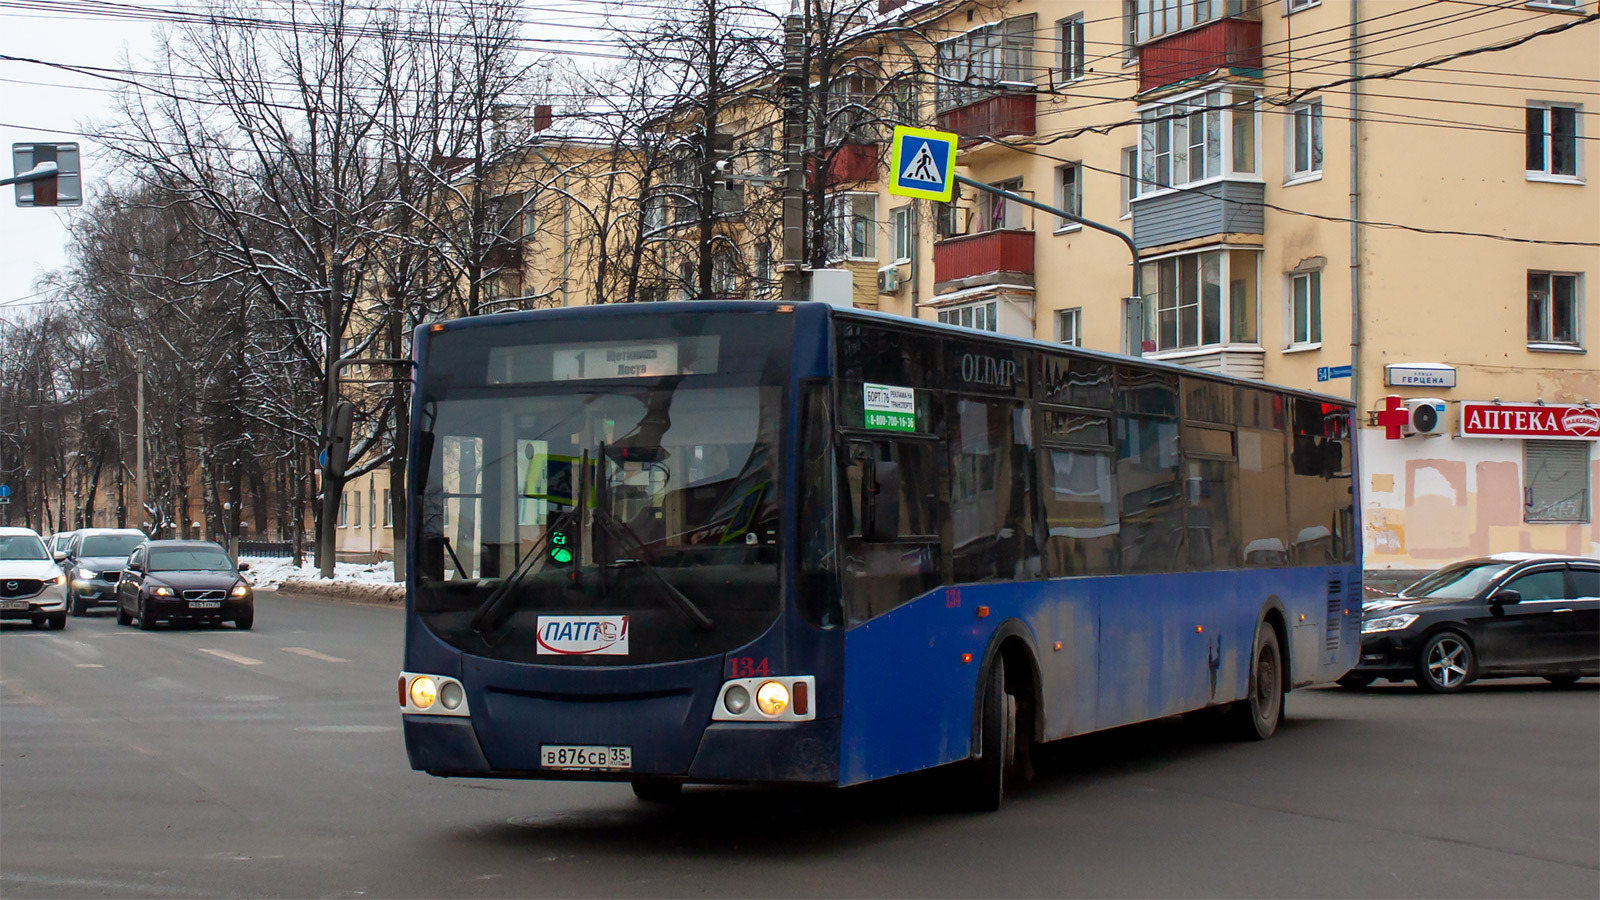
[242,557,404,603]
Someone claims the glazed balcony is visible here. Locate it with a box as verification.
[1140,17,1262,94]
[933,229,1034,292]
[808,141,880,189]
[935,93,1037,148]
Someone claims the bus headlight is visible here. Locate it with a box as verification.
[409,676,437,709]
[755,681,789,716]
[723,684,750,715]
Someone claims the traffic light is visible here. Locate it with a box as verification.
[549,527,574,565]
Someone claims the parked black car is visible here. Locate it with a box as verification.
[61,528,147,616]
[1344,554,1598,693]
[116,541,254,631]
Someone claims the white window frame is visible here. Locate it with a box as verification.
[351,490,361,529]
[1059,15,1086,84]
[935,16,1036,112]
[1055,163,1082,232]
[1120,146,1138,218]
[982,178,1026,232]
[1137,84,1259,197]
[1286,100,1323,184]
[1287,269,1322,349]
[1058,307,1083,345]
[891,205,913,264]
[1136,0,1260,44]
[1526,0,1581,10]
[1123,0,1138,65]
[1139,245,1260,354]
[383,489,393,528]
[937,300,1001,333]
[828,192,877,262]
[1284,0,1320,14]
[1526,102,1583,183]
[338,494,348,528]
[1527,270,1584,351]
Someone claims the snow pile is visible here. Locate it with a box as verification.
[241,557,397,591]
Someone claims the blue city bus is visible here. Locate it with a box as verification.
[399,301,1360,809]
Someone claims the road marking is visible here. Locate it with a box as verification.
[74,663,104,668]
[280,647,349,663]
[197,648,263,666]
[295,724,397,733]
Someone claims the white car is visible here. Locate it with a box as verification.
[0,527,69,630]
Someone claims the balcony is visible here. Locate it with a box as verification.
[483,241,523,271]
[933,229,1034,293]
[808,141,880,189]
[935,93,1037,148]
[1140,17,1262,94]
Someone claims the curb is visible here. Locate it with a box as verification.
[276,578,405,604]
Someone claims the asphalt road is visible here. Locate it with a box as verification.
[2,592,1596,899]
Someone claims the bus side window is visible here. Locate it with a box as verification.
[841,440,943,624]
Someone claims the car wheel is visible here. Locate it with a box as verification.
[1416,631,1474,694]
[631,781,682,803]
[1336,674,1375,690]
[1544,675,1580,687]
[137,599,157,631]
[68,591,84,617]
[234,608,254,631]
[959,657,1016,812]
[1229,622,1283,740]
[116,602,132,626]
[31,616,46,629]
[46,613,66,630]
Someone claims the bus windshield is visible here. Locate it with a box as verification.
[413,311,791,666]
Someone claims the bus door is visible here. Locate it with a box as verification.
[839,438,944,625]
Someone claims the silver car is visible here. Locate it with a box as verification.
[0,527,69,630]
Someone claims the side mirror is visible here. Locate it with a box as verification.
[237,562,251,573]
[863,460,901,543]
[52,551,67,562]
[1489,589,1521,605]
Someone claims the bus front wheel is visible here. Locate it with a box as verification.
[960,659,1016,812]
[631,781,682,803]
[1229,622,1283,741]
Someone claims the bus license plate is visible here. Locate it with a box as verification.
[541,745,631,771]
[189,600,222,609]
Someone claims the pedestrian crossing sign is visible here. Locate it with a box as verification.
[888,125,957,202]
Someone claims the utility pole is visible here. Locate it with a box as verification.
[135,349,146,535]
[778,0,807,303]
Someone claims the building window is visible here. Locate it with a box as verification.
[1120,146,1138,217]
[1290,270,1322,347]
[711,248,739,298]
[337,494,348,528]
[1288,101,1322,181]
[982,178,1025,232]
[1123,0,1138,64]
[676,261,695,302]
[1527,271,1581,348]
[1524,440,1591,524]
[828,192,877,261]
[1526,103,1580,180]
[1136,0,1259,44]
[383,489,393,528]
[1286,0,1319,12]
[936,15,1035,111]
[753,242,773,293]
[1055,164,1081,230]
[351,491,361,529]
[1059,15,1085,83]
[825,74,882,144]
[642,193,667,235]
[1139,89,1251,193]
[1058,307,1083,345]
[937,300,1000,332]
[891,206,913,263]
[1140,247,1258,353]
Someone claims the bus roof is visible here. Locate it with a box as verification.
[423,301,1356,409]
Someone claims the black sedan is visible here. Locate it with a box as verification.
[116,541,254,631]
[1344,554,1598,693]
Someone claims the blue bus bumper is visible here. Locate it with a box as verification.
[404,714,840,784]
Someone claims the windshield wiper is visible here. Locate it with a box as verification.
[592,509,714,632]
[468,506,580,638]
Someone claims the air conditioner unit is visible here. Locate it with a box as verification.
[877,264,899,294]
[1403,399,1447,436]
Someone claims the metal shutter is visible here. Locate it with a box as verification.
[1524,440,1592,523]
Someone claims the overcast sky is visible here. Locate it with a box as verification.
[0,9,160,322]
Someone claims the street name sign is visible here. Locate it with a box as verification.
[888,125,957,202]
[1316,365,1352,383]
[1385,363,1456,389]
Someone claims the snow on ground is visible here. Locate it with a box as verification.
[241,556,396,590]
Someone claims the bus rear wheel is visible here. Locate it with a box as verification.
[1229,622,1283,741]
[960,658,1016,812]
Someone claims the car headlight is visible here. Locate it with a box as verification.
[1362,613,1419,634]
[45,574,64,585]
[230,583,250,598]
[152,585,175,597]
[76,567,96,580]
[755,680,790,716]
[409,676,438,709]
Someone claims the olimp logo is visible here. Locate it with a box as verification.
[961,353,1018,389]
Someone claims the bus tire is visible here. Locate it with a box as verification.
[960,659,1013,812]
[631,781,682,803]
[1229,621,1283,741]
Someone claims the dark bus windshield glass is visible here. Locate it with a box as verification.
[80,534,145,558]
[150,548,235,572]
[414,311,792,666]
